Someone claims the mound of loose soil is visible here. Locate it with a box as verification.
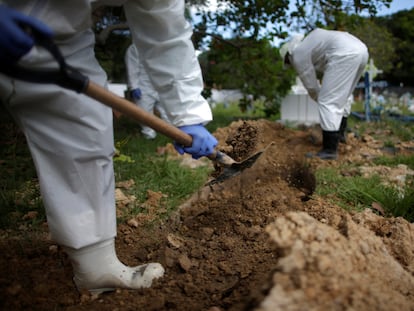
[1,119,413,311]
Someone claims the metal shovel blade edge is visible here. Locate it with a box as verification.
[206,150,264,185]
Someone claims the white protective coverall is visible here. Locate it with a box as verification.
[125,43,170,139]
[0,0,212,250]
[289,28,368,131]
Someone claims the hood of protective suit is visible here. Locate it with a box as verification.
[279,34,305,67]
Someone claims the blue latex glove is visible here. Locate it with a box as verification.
[174,124,218,159]
[0,5,53,64]
[131,88,142,100]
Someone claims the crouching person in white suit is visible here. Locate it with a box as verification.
[280,28,368,160]
[125,43,171,139]
[0,1,217,294]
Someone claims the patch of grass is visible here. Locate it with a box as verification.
[115,144,211,213]
[350,110,414,143]
[373,154,414,169]
[0,177,45,228]
[383,119,414,141]
[113,117,214,220]
[207,102,244,131]
[206,102,268,131]
[0,109,44,228]
[1,101,413,230]
[316,168,414,222]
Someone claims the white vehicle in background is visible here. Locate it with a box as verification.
[108,83,128,98]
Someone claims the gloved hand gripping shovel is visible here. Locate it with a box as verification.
[0,31,263,183]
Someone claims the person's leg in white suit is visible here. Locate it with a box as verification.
[0,37,164,294]
[134,92,158,139]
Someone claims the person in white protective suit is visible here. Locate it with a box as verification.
[280,28,368,159]
[0,1,217,294]
[125,43,170,139]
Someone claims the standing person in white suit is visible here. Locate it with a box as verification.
[125,43,170,139]
[0,1,217,294]
[280,28,368,159]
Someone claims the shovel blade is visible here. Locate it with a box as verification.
[206,150,264,185]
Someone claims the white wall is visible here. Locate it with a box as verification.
[280,77,320,125]
[108,83,127,98]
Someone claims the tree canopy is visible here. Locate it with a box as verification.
[189,0,393,43]
[376,8,414,86]
[199,37,295,116]
[92,0,413,100]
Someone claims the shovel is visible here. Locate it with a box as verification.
[0,31,262,183]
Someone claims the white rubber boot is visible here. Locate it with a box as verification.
[64,239,165,294]
[141,126,157,140]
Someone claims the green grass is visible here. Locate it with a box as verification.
[112,117,214,220]
[114,140,212,216]
[373,154,414,169]
[316,166,414,222]
[1,101,414,229]
[205,102,269,132]
[351,101,414,142]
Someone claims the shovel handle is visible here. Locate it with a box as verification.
[84,82,238,165]
[85,81,193,146]
[87,82,238,165]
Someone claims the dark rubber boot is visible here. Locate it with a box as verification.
[306,131,339,160]
[339,117,348,144]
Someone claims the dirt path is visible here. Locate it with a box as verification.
[1,119,413,311]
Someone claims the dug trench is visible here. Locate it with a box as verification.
[1,119,413,310]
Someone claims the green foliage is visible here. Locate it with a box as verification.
[90,1,414,87]
[191,0,391,41]
[192,0,290,42]
[199,37,295,116]
[288,0,392,31]
[376,8,414,86]
[94,33,131,83]
[346,19,396,73]
[92,6,126,32]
